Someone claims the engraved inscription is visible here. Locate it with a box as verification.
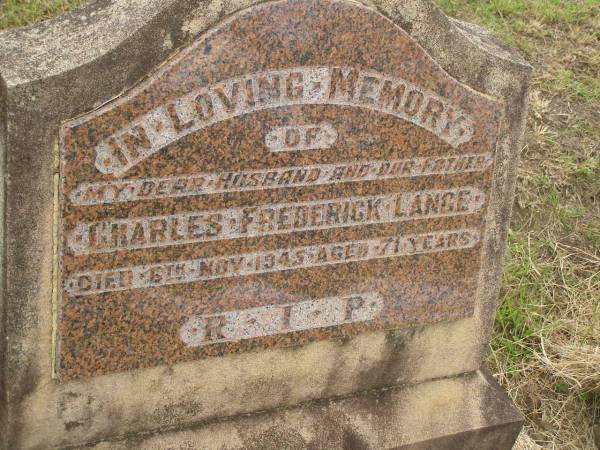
[69,153,493,206]
[265,123,337,152]
[180,292,383,346]
[94,66,475,177]
[64,228,481,296]
[57,0,504,380]
[66,187,485,254]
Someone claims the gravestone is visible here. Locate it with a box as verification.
[0,0,531,448]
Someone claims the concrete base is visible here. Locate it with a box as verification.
[86,369,522,450]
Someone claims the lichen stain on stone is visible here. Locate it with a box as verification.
[244,426,308,450]
[150,399,206,425]
[163,33,174,51]
[182,0,253,38]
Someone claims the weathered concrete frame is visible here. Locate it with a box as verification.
[0,0,530,448]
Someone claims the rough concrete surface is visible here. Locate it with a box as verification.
[85,369,523,450]
[0,0,530,448]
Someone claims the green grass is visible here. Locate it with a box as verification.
[547,69,600,103]
[435,0,598,25]
[433,0,600,447]
[0,0,87,30]
[433,0,600,82]
[574,158,599,178]
[493,232,554,367]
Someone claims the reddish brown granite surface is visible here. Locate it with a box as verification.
[58,0,503,380]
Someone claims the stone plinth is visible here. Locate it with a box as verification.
[88,369,523,450]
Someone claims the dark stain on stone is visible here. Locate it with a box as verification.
[64,420,84,432]
[342,428,370,450]
[9,359,40,447]
[398,19,413,34]
[354,328,418,389]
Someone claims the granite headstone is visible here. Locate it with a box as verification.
[0,0,531,448]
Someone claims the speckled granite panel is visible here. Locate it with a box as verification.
[58,0,503,380]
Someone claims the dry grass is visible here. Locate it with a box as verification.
[434,0,600,448]
[2,0,599,448]
[492,234,599,449]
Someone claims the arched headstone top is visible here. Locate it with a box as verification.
[0,0,529,95]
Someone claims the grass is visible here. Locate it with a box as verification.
[0,0,87,30]
[492,231,599,448]
[432,0,600,448]
[1,0,599,448]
